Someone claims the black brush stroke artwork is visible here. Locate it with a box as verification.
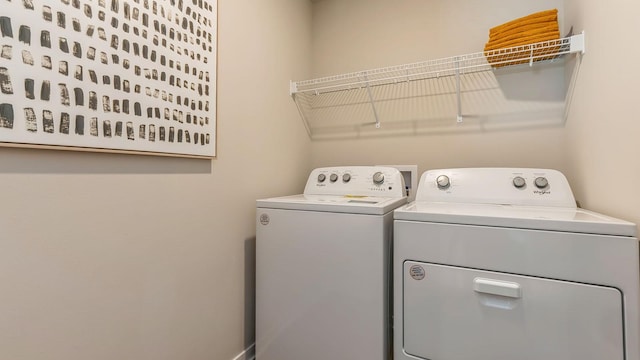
[21,50,34,65]
[103,120,112,137]
[0,103,14,129]
[42,6,52,22]
[75,115,84,135]
[43,110,54,133]
[40,30,51,48]
[24,78,34,99]
[60,112,70,134]
[40,80,50,101]
[18,25,30,45]
[0,67,14,94]
[90,117,98,136]
[0,45,11,59]
[24,107,37,132]
[22,0,35,10]
[0,17,13,38]
[0,0,215,155]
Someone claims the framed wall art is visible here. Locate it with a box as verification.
[0,0,217,158]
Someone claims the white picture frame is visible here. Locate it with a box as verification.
[0,0,217,158]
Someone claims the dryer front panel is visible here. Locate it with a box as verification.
[402,261,624,360]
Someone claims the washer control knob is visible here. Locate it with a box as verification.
[534,177,549,189]
[329,173,338,183]
[317,174,326,183]
[436,175,450,189]
[513,176,526,188]
[372,172,385,185]
[342,173,351,183]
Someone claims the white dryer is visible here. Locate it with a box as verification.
[393,168,639,360]
[256,166,407,360]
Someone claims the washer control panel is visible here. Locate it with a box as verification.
[417,168,576,208]
[304,166,406,198]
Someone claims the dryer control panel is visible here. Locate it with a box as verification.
[304,166,406,198]
[416,168,576,208]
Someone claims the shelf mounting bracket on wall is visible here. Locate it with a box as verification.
[362,73,381,128]
[455,57,463,123]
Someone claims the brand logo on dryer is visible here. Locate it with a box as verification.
[533,190,551,195]
[409,265,425,280]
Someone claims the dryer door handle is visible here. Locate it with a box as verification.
[473,278,522,298]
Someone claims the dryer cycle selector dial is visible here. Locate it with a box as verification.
[317,174,326,183]
[513,176,526,188]
[436,175,450,189]
[373,172,385,185]
[330,174,338,182]
[534,177,549,189]
[342,173,351,183]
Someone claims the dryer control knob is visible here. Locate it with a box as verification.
[317,174,326,183]
[342,173,351,183]
[330,174,338,182]
[534,176,549,189]
[373,172,385,185]
[513,176,526,188]
[436,175,450,189]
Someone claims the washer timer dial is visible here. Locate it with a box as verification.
[372,172,385,185]
[436,175,450,189]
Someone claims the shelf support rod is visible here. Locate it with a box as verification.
[455,58,463,123]
[529,45,534,67]
[564,31,585,122]
[363,74,381,128]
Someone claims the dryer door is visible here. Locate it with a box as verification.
[403,261,624,360]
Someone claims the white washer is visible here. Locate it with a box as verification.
[256,166,407,360]
[393,168,639,360]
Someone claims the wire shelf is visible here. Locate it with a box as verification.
[291,33,585,137]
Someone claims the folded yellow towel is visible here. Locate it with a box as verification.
[490,14,558,38]
[484,9,561,67]
[484,31,560,51]
[487,22,559,46]
[489,9,558,37]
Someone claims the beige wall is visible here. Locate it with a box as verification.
[309,0,570,180]
[308,0,640,224]
[563,0,640,225]
[0,1,311,360]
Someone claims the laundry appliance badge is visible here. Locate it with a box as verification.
[409,264,425,280]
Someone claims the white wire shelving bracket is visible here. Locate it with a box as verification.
[291,32,585,137]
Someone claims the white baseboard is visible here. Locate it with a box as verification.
[231,343,255,360]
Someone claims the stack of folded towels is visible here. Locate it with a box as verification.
[484,9,560,67]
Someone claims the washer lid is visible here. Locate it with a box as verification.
[394,202,637,237]
[257,194,407,215]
